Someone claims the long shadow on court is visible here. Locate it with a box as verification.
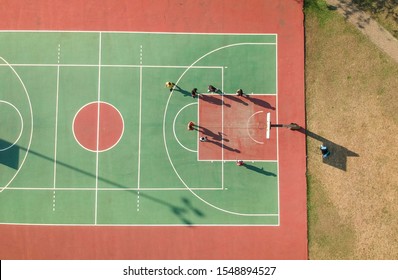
[222,94,276,109]
[207,139,240,153]
[172,86,191,97]
[248,96,276,110]
[196,125,229,142]
[242,163,277,177]
[223,94,249,106]
[0,139,20,170]
[9,145,205,226]
[199,94,231,107]
[297,127,359,171]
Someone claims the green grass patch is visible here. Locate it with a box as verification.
[304,0,334,26]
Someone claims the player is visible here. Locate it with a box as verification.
[236,89,245,96]
[320,144,330,158]
[187,121,195,131]
[191,88,198,98]
[207,85,218,93]
[165,81,176,92]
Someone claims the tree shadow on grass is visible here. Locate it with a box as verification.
[7,145,204,226]
[297,127,359,171]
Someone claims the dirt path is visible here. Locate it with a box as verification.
[326,0,398,63]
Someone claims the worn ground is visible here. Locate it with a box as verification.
[305,1,398,259]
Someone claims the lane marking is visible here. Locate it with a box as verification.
[172,103,198,153]
[94,32,102,224]
[137,45,143,211]
[0,57,34,193]
[163,43,278,216]
[0,101,24,152]
[246,111,265,145]
[53,43,61,211]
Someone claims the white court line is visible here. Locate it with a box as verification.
[0,30,278,36]
[0,57,34,193]
[52,44,61,212]
[197,93,200,162]
[53,45,61,190]
[0,63,225,69]
[198,159,278,162]
[275,34,280,226]
[137,63,143,190]
[5,187,224,191]
[163,42,278,217]
[0,101,24,152]
[173,103,198,153]
[137,46,143,212]
[94,32,102,225]
[221,67,225,190]
[0,222,279,227]
[246,110,265,144]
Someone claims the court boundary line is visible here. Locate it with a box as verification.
[221,68,225,190]
[5,187,226,191]
[0,36,279,225]
[0,222,279,226]
[275,34,280,225]
[0,30,278,36]
[0,64,229,69]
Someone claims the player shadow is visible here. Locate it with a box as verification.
[0,139,20,170]
[207,139,240,153]
[242,163,277,177]
[247,96,275,110]
[12,145,203,226]
[223,94,249,106]
[172,86,193,98]
[196,125,229,142]
[199,94,231,107]
[296,127,359,171]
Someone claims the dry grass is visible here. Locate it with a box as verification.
[352,0,398,39]
[305,3,398,259]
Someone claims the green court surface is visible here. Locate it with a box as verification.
[0,32,279,225]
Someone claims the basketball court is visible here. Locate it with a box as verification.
[0,0,307,259]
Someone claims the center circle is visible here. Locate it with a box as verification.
[0,100,24,152]
[73,101,124,152]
